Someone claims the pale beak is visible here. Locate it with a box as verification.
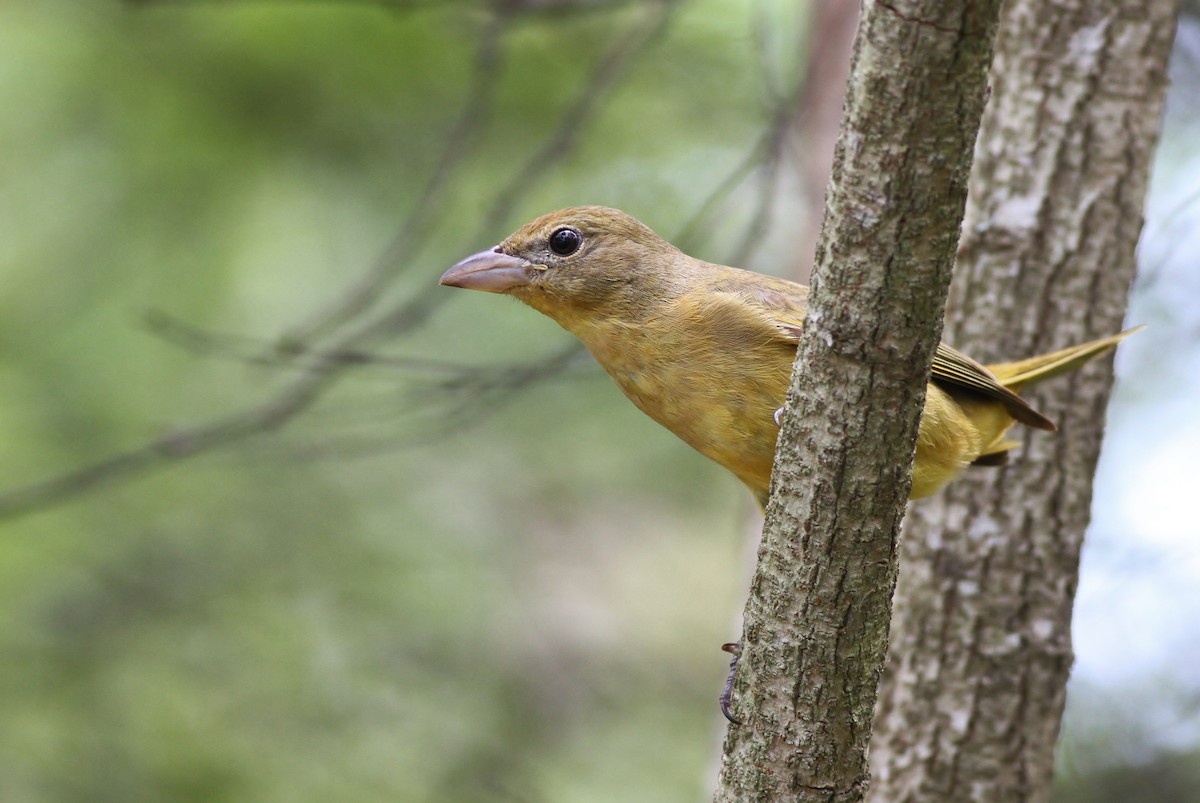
[439,248,537,293]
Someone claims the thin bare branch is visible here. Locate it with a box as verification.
[482,0,677,232]
[0,0,757,523]
[725,97,798,268]
[0,358,338,520]
[279,10,510,350]
[144,309,492,377]
[123,0,639,14]
[672,145,766,254]
[260,340,587,461]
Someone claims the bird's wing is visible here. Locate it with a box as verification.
[713,270,1055,431]
[930,344,1055,430]
[707,269,809,343]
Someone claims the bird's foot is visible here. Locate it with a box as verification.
[720,641,742,725]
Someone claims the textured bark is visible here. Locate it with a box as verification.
[713,2,1004,801]
[869,2,1179,802]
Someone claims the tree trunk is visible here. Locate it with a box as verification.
[868,2,1179,801]
[714,1,1004,799]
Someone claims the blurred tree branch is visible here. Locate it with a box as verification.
[279,7,511,349]
[0,1,674,519]
[1,0,818,520]
[123,0,638,13]
[282,0,675,349]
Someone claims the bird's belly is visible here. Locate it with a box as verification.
[581,326,1014,504]
[605,355,1010,502]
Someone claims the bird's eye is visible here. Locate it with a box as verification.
[548,227,582,256]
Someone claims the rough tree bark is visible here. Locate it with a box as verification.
[713,1,1004,800]
[869,2,1180,802]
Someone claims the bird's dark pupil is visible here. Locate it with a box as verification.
[550,228,581,256]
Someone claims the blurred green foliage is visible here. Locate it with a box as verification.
[0,2,799,801]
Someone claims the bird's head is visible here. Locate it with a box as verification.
[439,206,685,322]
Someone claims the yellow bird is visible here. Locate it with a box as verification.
[441,206,1136,506]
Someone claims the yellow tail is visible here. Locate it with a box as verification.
[971,326,1142,463]
[987,326,1144,390]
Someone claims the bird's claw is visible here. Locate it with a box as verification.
[720,641,743,725]
[773,406,784,427]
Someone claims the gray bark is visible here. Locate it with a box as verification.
[868,2,1179,801]
[713,1,1004,800]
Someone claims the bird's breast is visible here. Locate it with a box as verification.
[571,315,790,494]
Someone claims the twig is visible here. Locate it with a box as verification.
[0,0,754,522]
[481,0,678,232]
[144,309,491,376]
[261,340,588,460]
[278,10,510,350]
